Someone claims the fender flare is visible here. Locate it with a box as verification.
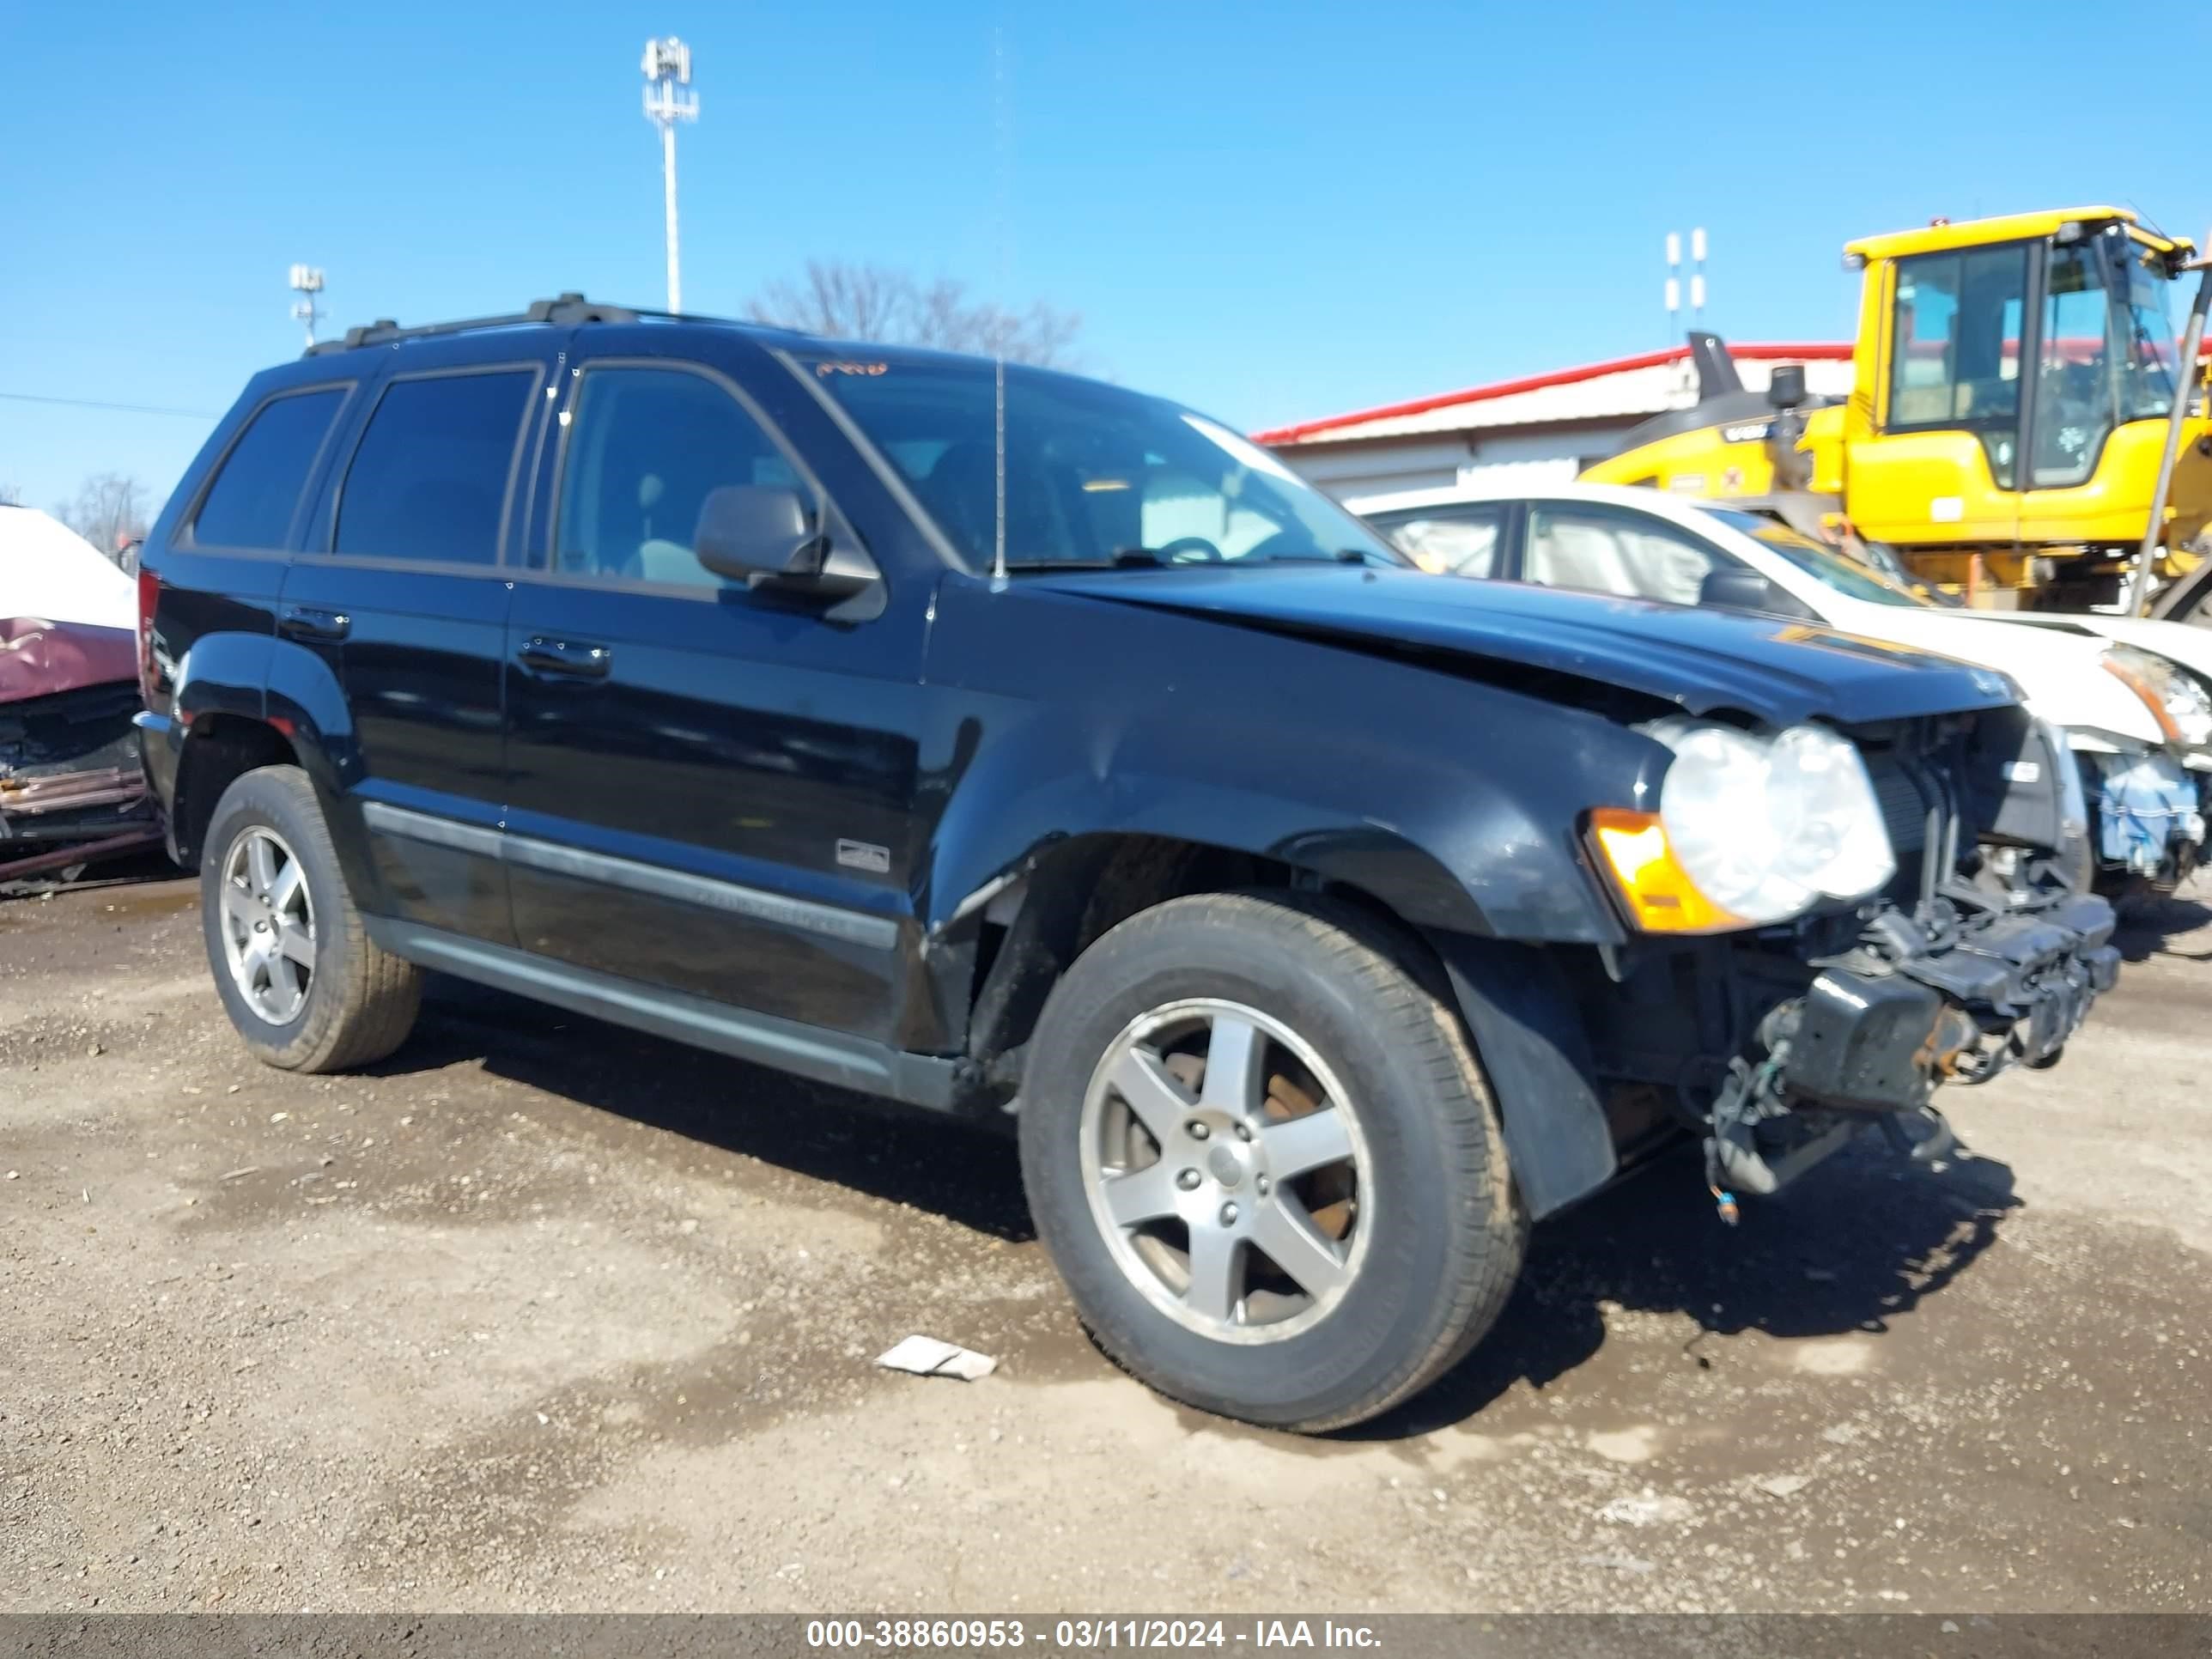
[169,633,370,890]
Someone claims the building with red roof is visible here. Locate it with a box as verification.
[1254,343,1856,506]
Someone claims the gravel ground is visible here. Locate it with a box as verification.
[3,867,2208,1613]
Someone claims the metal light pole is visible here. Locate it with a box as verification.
[641,38,698,313]
[289,264,325,349]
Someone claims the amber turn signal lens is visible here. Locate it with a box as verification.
[1588,808,1744,934]
[2100,653,2183,744]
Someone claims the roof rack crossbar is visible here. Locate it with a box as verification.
[304,293,662,356]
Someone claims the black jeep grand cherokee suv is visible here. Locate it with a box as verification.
[137,295,2119,1431]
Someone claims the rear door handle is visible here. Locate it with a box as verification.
[277,605,350,642]
[518,635,613,679]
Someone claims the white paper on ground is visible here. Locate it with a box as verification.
[875,1334,998,1381]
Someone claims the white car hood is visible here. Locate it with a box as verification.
[1993,611,2212,686]
[1824,602,2164,746]
[0,507,135,630]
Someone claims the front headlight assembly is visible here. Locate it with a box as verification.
[2101,645,2212,748]
[1591,720,1898,933]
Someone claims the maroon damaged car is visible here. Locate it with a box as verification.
[0,506,162,891]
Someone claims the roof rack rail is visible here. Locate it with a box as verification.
[303,292,687,356]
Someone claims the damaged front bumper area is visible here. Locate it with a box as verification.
[1,620,161,892]
[1707,890,2120,1204]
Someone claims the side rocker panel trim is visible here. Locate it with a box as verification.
[363,917,961,1111]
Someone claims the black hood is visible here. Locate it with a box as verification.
[1024,565,2021,729]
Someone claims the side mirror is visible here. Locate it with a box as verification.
[1699,565,1785,613]
[694,485,875,599]
[696,484,822,580]
[1766,364,1808,410]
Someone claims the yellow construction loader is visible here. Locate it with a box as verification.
[1582,207,2212,610]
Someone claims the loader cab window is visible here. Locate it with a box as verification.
[2033,244,2112,488]
[2031,234,2181,488]
[1885,245,2030,488]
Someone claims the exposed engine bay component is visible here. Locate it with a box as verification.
[1695,889,2118,1206]
[2090,750,2206,883]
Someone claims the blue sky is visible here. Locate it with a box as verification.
[4,0,2209,514]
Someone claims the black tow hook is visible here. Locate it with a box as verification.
[1880,1105,1959,1168]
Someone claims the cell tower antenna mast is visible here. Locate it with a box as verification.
[641,37,699,313]
[289,264,325,349]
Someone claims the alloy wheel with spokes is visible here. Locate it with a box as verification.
[217,826,318,1026]
[1021,890,1527,1430]
[1079,998,1372,1344]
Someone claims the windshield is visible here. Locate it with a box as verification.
[787,349,1401,571]
[1705,509,1924,607]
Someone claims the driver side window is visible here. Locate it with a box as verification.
[554,366,800,589]
[1524,506,1718,606]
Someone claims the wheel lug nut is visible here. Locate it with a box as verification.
[1235,1122,1253,1142]
[1219,1202,1239,1226]
[1187,1121,1210,1140]
[1255,1176,1271,1196]
[1176,1168,1200,1191]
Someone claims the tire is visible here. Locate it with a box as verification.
[1018,890,1526,1432]
[199,765,422,1073]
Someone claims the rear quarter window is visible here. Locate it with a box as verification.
[190,386,349,550]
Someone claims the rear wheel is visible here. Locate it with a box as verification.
[1018,890,1524,1431]
[200,765,422,1073]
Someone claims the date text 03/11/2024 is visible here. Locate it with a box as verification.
[803,1620,1383,1650]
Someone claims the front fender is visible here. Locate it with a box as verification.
[918,580,1658,945]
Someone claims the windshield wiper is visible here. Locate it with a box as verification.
[1000,546,1385,573]
[998,551,1160,572]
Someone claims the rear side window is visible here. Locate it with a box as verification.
[191,387,347,550]
[335,370,535,565]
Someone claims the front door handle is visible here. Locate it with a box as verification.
[518,635,613,679]
[277,605,350,642]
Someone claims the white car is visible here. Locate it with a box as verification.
[1983,562,2212,700]
[1352,481,2212,894]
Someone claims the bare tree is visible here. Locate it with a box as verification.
[0,483,21,506]
[58,473,150,566]
[746,261,1083,368]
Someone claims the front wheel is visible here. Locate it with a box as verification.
[1018,890,1524,1431]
